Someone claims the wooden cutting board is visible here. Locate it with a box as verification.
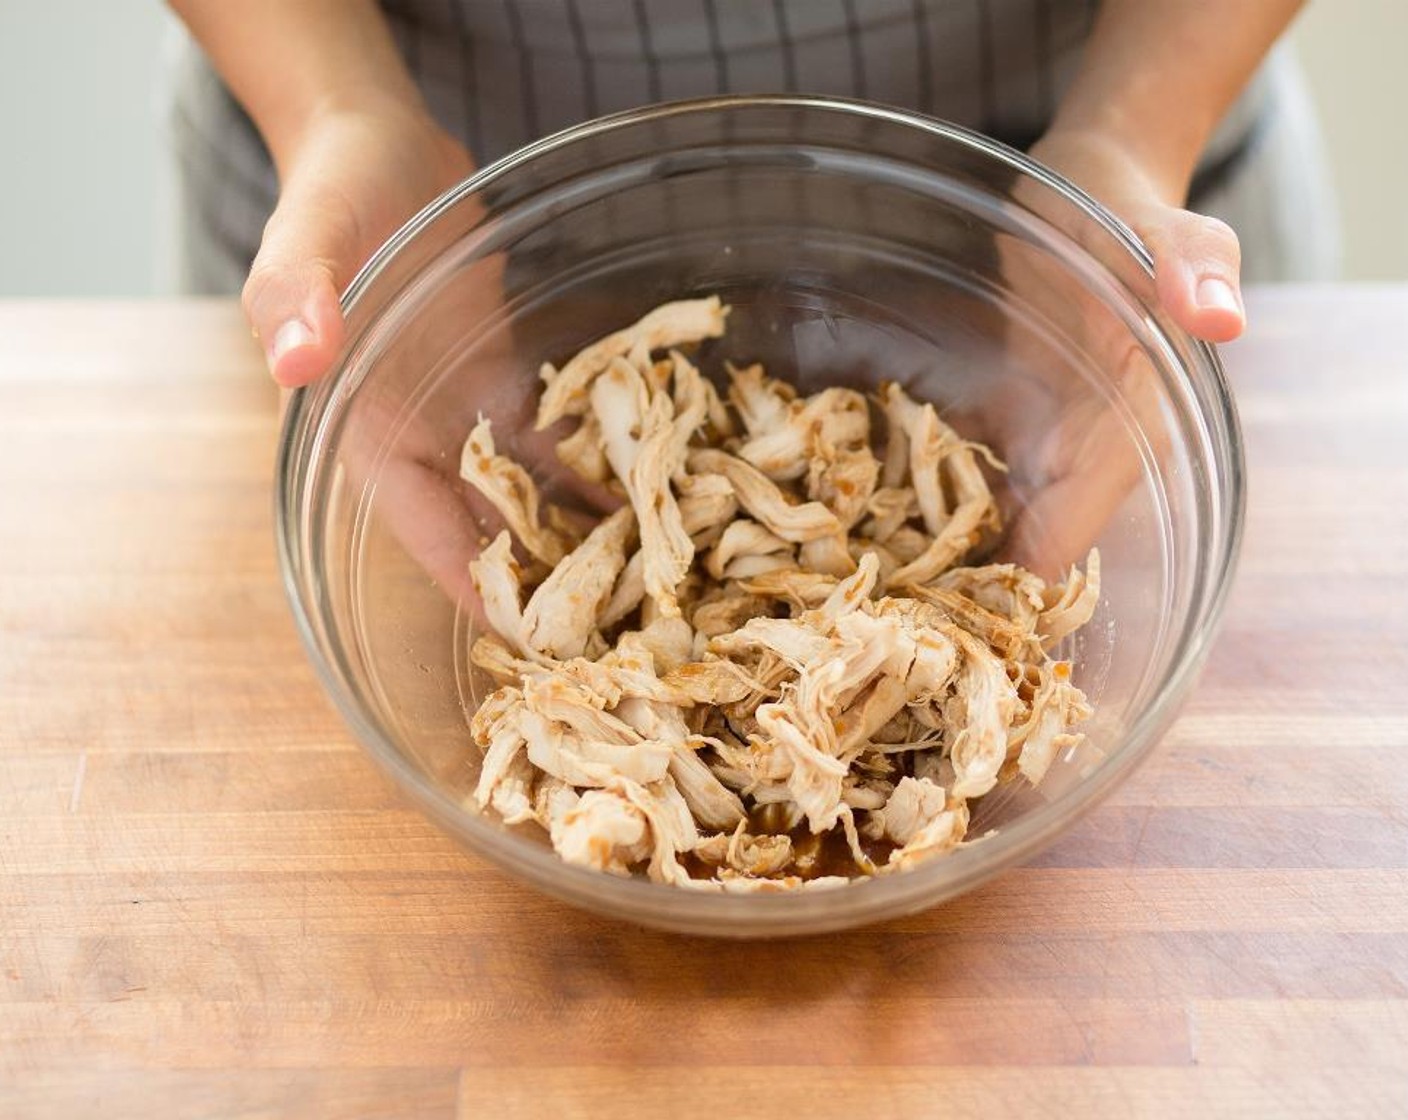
[1,291,1406,1118]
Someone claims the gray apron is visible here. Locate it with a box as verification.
[165,0,1338,294]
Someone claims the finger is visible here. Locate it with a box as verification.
[512,423,626,517]
[1138,208,1246,344]
[243,189,361,388]
[374,455,484,607]
[1004,474,1122,582]
[1001,396,1142,579]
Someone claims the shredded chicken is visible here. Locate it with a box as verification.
[521,507,634,659]
[460,417,570,566]
[463,297,1101,890]
[705,520,793,581]
[688,448,843,542]
[537,296,728,429]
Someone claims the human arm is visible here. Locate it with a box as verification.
[1032,0,1306,341]
[167,0,473,384]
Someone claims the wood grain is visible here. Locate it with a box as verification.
[2,292,1407,1118]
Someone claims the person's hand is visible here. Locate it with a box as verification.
[975,127,1244,577]
[244,94,474,386]
[244,96,524,601]
[1029,127,1245,344]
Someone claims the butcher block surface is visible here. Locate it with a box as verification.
[1,289,1406,1118]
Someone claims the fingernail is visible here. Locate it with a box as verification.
[269,319,313,367]
[1196,277,1240,314]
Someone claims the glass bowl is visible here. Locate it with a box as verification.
[276,96,1244,938]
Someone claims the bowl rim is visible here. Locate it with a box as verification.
[275,94,1246,934]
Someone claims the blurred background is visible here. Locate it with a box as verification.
[0,1,1401,297]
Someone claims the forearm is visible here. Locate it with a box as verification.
[167,0,423,173]
[1050,0,1304,201]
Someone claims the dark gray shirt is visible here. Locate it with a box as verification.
[168,1,1335,292]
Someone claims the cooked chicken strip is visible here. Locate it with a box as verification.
[810,551,881,629]
[534,775,579,831]
[842,539,896,585]
[834,674,910,756]
[668,350,712,468]
[842,779,892,811]
[751,616,912,833]
[864,487,918,541]
[552,787,651,876]
[800,430,873,577]
[737,568,839,611]
[755,660,852,832]
[873,775,948,845]
[736,387,870,480]
[901,582,1040,663]
[624,337,654,378]
[693,828,795,877]
[885,526,930,564]
[709,617,833,669]
[727,361,796,437]
[629,615,694,674]
[521,506,634,658]
[838,806,876,873]
[658,657,764,705]
[886,800,970,871]
[887,440,1000,586]
[829,612,917,704]
[944,627,1020,799]
[806,440,879,528]
[522,676,634,741]
[677,473,738,545]
[798,537,858,578]
[599,550,646,631]
[714,554,792,579]
[537,296,728,428]
[881,383,949,535]
[460,418,570,566]
[469,531,528,652]
[629,391,695,617]
[555,410,611,483]
[1009,661,1092,785]
[936,562,1047,633]
[470,701,535,825]
[469,634,529,683]
[878,387,910,489]
[471,643,636,713]
[869,597,962,701]
[904,627,960,703]
[668,743,748,832]
[613,775,700,886]
[878,382,1004,585]
[521,709,673,786]
[730,830,795,877]
[1039,548,1102,648]
[705,520,793,581]
[590,357,650,485]
[685,371,733,441]
[644,356,673,396]
[612,697,747,831]
[691,591,771,639]
[688,448,842,542]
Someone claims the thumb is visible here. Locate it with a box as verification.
[1135,206,1246,344]
[243,186,363,387]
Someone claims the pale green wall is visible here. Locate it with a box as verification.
[0,2,173,297]
[1292,0,1408,281]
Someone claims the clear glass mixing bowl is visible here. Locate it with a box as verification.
[276,97,1244,937]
